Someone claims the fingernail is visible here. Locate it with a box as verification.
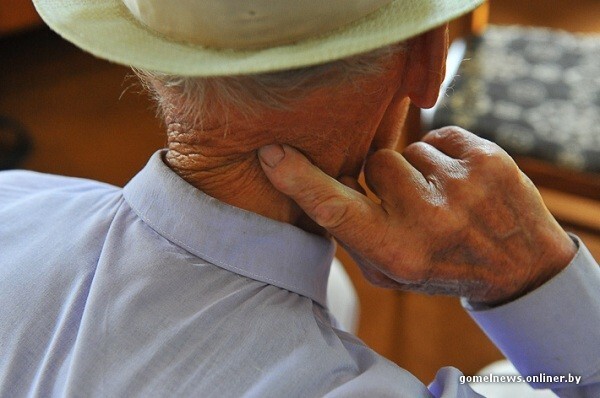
[258,144,285,167]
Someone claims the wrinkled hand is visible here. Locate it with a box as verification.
[258,126,577,306]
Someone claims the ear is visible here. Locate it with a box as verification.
[371,25,448,151]
[403,23,449,109]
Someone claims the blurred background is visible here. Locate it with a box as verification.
[1,0,599,384]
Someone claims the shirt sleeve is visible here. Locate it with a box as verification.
[464,235,600,397]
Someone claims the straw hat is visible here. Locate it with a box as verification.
[33,0,483,76]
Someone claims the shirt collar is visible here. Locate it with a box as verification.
[123,150,335,307]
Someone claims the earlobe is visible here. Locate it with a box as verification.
[403,24,449,109]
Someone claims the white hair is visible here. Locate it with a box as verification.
[135,43,405,129]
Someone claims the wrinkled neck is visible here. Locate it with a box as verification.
[164,121,322,232]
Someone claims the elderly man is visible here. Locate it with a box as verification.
[1,0,599,397]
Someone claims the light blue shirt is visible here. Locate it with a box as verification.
[1,151,598,397]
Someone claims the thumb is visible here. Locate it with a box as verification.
[258,144,385,235]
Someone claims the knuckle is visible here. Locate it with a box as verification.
[402,141,428,158]
[267,158,314,197]
[440,161,469,182]
[274,175,302,196]
[428,125,468,142]
[470,145,514,171]
[365,149,406,195]
[427,126,494,155]
[368,148,401,168]
[310,194,352,229]
[407,141,427,151]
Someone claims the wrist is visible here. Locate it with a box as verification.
[524,231,577,292]
[479,231,577,308]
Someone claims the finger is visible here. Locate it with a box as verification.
[421,126,495,159]
[401,142,455,178]
[363,149,428,206]
[423,127,518,177]
[258,144,387,238]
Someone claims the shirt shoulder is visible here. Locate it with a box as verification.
[0,169,117,206]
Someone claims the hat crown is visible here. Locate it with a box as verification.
[122,0,392,49]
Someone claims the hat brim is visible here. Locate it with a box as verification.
[33,0,483,76]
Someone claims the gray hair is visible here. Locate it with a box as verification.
[135,43,405,128]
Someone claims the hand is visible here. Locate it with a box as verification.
[258,126,577,306]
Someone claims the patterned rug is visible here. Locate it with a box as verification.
[433,25,600,173]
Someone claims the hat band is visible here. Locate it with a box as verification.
[122,0,392,50]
